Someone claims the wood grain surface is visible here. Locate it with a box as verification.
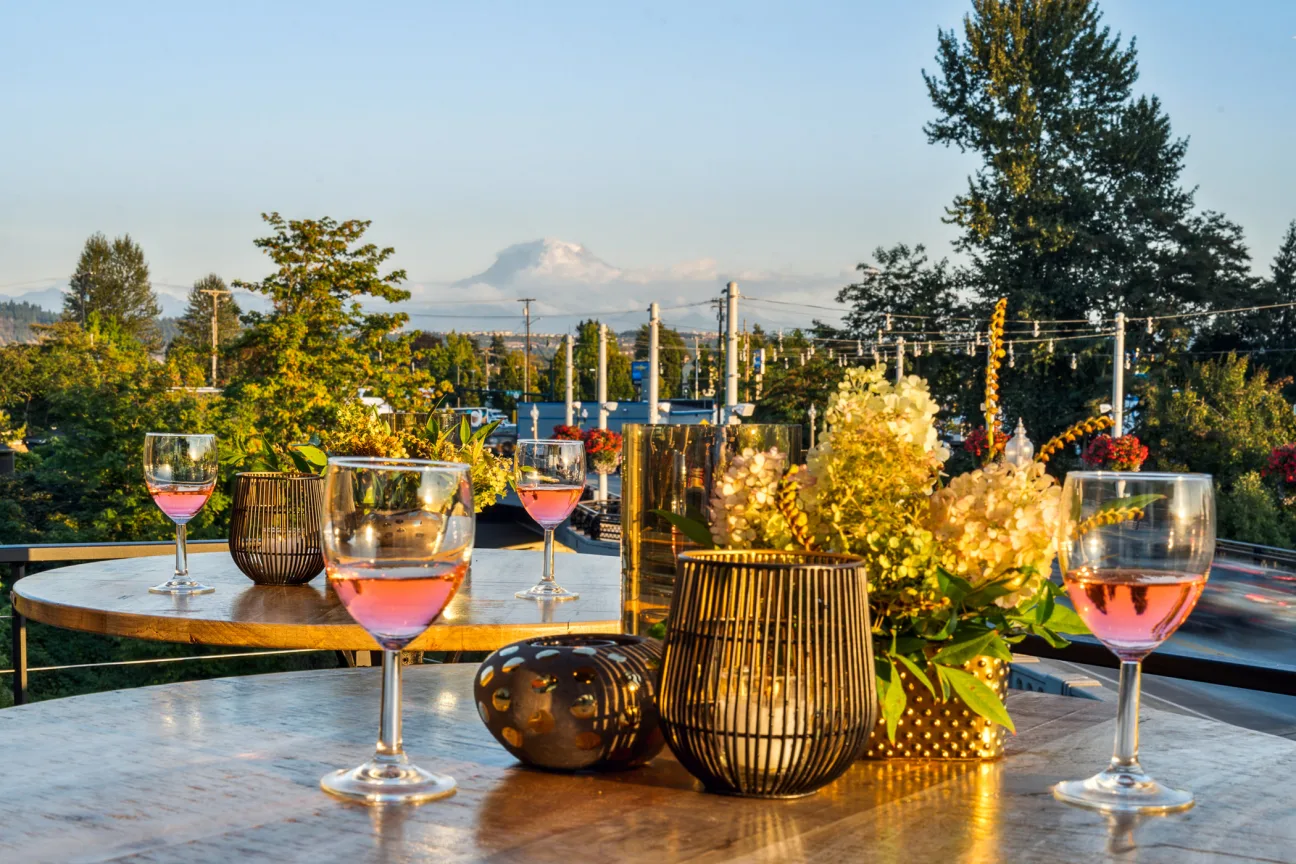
[11,548,620,652]
[1,665,1293,863]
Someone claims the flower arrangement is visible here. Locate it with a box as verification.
[1264,443,1296,488]
[1082,434,1149,471]
[583,428,623,475]
[660,299,1122,743]
[551,424,584,441]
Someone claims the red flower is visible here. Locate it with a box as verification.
[552,424,584,441]
[963,426,1008,458]
[582,428,623,455]
[1265,443,1296,487]
[1082,434,1149,471]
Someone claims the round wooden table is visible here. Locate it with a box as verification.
[1,664,1291,863]
[11,548,622,652]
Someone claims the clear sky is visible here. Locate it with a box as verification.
[1,0,1293,295]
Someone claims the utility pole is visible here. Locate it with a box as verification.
[199,288,231,388]
[519,299,535,399]
[483,340,491,393]
[597,323,609,502]
[693,335,700,398]
[1113,311,1126,435]
[648,303,661,424]
[725,281,739,418]
[564,334,575,426]
[896,337,905,383]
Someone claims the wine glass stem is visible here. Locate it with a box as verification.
[377,650,404,758]
[1111,660,1141,769]
[174,523,188,578]
[541,528,556,585]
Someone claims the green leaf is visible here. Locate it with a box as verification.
[646,621,667,640]
[1030,623,1069,649]
[1044,603,1090,635]
[931,629,997,666]
[963,578,1020,608]
[1096,493,1164,514]
[937,666,1015,733]
[893,636,928,655]
[936,568,974,605]
[1035,591,1055,626]
[876,660,907,744]
[651,509,716,549]
[894,653,936,698]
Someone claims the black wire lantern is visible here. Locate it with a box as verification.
[229,472,326,585]
[658,549,875,798]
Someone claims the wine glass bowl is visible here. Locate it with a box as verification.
[514,439,585,601]
[320,458,474,805]
[144,433,218,595]
[1053,471,1215,814]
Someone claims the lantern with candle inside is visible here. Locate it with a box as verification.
[658,550,875,798]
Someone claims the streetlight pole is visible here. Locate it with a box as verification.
[519,298,535,399]
[725,281,739,420]
[648,302,661,424]
[564,333,574,426]
[597,323,608,502]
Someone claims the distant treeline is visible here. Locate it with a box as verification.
[0,300,57,344]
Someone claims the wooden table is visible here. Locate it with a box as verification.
[10,548,621,652]
[1,665,1292,863]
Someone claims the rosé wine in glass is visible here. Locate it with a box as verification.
[320,457,474,805]
[514,439,586,601]
[518,485,583,528]
[1064,569,1207,660]
[143,433,218,595]
[1052,472,1214,815]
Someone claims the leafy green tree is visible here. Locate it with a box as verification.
[62,233,162,346]
[228,213,437,442]
[1137,354,1296,488]
[572,320,633,402]
[633,322,687,399]
[922,0,1255,441]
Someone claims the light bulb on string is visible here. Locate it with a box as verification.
[1008,341,1015,368]
[885,313,892,331]
[856,340,863,356]
[1070,353,1077,370]
[1033,320,1040,337]
[828,347,834,360]
[1047,338,1055,354]
[1146,317,1154,334]
[967,341,975,356]
[872,346,881,365]
[1124,353,1131,370]
[799,353,805,367]
[927,341,934,354]
[914,342,922,357]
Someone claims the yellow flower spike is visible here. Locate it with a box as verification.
[1074,506,1145,538]
[982,297,1009,460]
[1036,415,1115,464]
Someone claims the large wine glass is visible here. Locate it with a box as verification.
[321,458,474,805]
[144,433,219,595]
[1053,472,1215,813]
[514,438,585,601]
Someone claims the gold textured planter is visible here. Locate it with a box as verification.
[862,655,1010,760]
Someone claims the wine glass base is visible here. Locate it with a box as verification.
[149,579,216,596]
[321,756,456,806]
[1053,767,1194,814]
[516,583,579,601]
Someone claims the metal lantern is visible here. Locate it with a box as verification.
[658,550,876,799]
[229,472,326,585]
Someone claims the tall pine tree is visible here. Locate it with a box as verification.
[63,233,162,346]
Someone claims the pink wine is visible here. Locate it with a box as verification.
[330,562,467,650]
[1064,568,1208,660]
[518,485,583,528]
[148,483,215,523]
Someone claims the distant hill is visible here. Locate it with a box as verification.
[0,300,57,344]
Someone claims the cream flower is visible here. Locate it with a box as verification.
[928,461,1061,607]
[709,447,793,549]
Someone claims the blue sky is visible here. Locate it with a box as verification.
[1,0,1293,298]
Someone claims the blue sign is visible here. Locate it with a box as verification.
[631,360,650,383]
[753,348,765,374]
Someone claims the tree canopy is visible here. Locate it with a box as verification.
[62,233,162,346]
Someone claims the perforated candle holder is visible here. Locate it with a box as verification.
[229,472,326,585]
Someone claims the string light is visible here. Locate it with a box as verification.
[1124,352,1131,370]
[1146,317,1154,334]
[914,342,922,357]
[1048,338,1055,354]
[828,347,834,360]
[1008,341,1016,368]
[967,341,975,356]
[885,313,892,331]
[856,340,863,356]
[872,346,881,365]
[1070,353,1077,370]
[1033,320,1040,337]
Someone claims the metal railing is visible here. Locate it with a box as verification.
[1,539,321,707]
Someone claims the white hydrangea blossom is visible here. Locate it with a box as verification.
[709,447,792,549]
[928,460,1061,607]
[824,365,949,466]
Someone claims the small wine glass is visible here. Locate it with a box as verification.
[320,458,474,805]
[1053,471,1215,813]
[144,433,219,595]
[514,438,585,601]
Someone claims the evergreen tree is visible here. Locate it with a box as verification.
[62,233,162,346]
[176,274,242,352]
[922,0,1255,440]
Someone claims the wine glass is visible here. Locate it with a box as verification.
[144,433,219,595]
[320,458,474,805]
[514,438,585,601]
[1053,472,1215,813]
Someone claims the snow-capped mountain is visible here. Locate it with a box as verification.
[452,239,623,287]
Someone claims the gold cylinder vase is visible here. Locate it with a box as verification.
[862,655,1010,760]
